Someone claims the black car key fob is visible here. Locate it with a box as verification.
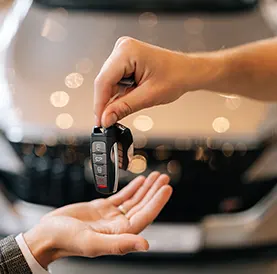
[90,123,134,195]
[90,76,135,195]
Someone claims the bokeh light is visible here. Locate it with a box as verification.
[235,143,248,156]
[6,126,23,143]
[195,146,209,161]
[139,12,158,27]
[55,113,74,129]
[62,148,77,164]
[128,154,147,174]
[206,137,221,149]
[76,58,94,74]
[184,18,204,35]
[133,134,148,149]
[212,117,230,133]
[41,17,67,42]
[22,144,34,155]
[50,91,70,108]
[65,73,84,89]
[167,160,181,175]
[155,145,171,161]
[219,197,242,213]
[133,115,154,132]
[43,136,57,147]
[175,138,193,150]
[222,142,234,157]
[35,144,47,157]
[64,136,77,145]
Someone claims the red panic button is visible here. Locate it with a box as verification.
[98,185,107,189]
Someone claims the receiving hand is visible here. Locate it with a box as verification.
[24,172,172,268]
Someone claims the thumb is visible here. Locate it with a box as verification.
[101,83,152,128]
[96,233,149,256]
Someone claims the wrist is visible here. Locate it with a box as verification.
[184,51,229,92]
[23,225,60,269]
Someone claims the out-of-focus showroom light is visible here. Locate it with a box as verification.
[139,12,158,27]
[128,154,147,174]
[184,18,204,35]
[76,58,94,74]
[65,72,84,89]
[56,113,74,129]
[41,17,67,42]
[50,91,70,108]
[133,115,154,132]
[212,117,230,133]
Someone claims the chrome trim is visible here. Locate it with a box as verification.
[119,78,135,87]
[203,182,277,248]
[139,182,277,252]
[127,143,134,168]
[112,142,119,193]
[140,223,203,253]
[4,173,277,251]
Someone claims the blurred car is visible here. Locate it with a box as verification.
[1,0,277,254]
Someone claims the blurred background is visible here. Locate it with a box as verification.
[1,0,277,273]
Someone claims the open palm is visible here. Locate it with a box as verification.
[36,172,172,259]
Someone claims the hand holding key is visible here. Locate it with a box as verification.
[93,37,212,128]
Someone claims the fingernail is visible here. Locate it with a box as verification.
[135,244,148,252]
[105,113,117,127]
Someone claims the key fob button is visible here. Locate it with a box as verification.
[92,142,106,153]
[94,165,107,176]
[96,175,107,187]
[93,154,106,164]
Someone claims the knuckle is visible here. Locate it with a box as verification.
[117,37,136,51]
[94,75,103,88]
[82,245,97,258]
[111,243,126,256]
[116,36,129,45]
[116,101,133,120]
[116,36,133,48]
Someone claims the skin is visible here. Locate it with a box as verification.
[94,36,277,128]
[24,172,172,269]
[24,36,277,269]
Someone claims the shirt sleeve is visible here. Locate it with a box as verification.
[0,235,32,274]
[15,233,51,274]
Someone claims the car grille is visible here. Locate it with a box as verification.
[1,136,276,224]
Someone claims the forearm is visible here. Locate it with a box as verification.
[190,37,277,101]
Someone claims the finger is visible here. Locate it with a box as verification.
[101,82,153,128]
[129,185,172,234]
[93,49,135,122]
[126,174,170,219]
[93,82,117,127]
[91,233,149,256]
[43,202,89,220]
[120,172,161,213]
[108,175,146,206]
